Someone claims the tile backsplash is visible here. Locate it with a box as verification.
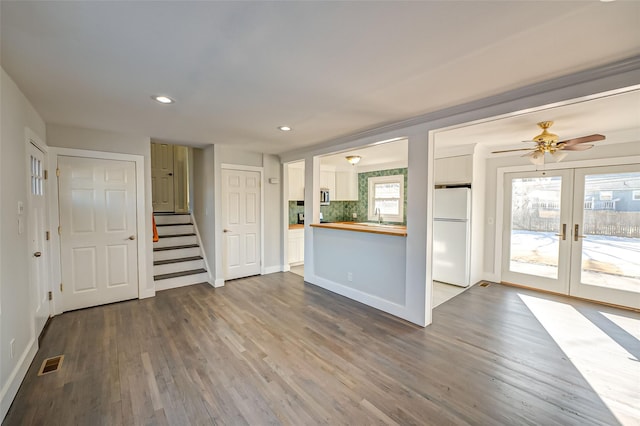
[288,201,358,224]
[287,167,408,225]
[357,168,408,224]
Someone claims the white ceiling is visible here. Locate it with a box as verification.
[320,139,408,170]
[2,1,639,155]
[435,90,640,153]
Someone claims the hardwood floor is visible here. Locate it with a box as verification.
[4,273,638,425]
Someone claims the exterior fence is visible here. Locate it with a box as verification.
[512,209,640,238]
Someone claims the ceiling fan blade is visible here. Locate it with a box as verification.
[562,144,594,151]
[492,148,536,154]
[560,134,605,146]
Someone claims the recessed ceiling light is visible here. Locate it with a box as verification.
[153,95,174,104]
[278,126,292,132]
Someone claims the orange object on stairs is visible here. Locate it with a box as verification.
[152,216,159,242]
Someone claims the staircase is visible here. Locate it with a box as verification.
[153,213,209,291]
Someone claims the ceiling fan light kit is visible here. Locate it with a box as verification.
[491,120,606,166]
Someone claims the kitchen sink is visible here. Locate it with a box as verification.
[355,222,404,228]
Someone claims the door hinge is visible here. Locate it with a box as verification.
[58,226,61,235]
[44,170,48,180]
[56,168,60,177]
[46,231,50,241]
[48,291,52,301]
[60,283,63,292]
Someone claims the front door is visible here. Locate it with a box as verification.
[222,169,261,280]
[503,165,640,309]
[58,156,139,311]
[151,142,174,212]
[27,142,50,334]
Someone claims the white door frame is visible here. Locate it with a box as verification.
[25,128,51,334]
[493,154,640,284]
[220,163,264,278]
[47,148,149,315]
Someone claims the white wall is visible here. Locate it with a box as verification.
[46,124,154,298]
[0,68,47,419]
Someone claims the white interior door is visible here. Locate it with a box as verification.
[222,168,261,280]
[151,142,174,212]
[502,170,574,293]
[569,165,640,309]
[27,142,50,334]
[58,156,138,311]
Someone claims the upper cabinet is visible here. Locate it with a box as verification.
[320,170,336,195]
[335,169,358,201]
[288,166,305,201]
[434,155,472,185]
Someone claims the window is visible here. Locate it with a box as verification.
[599,191,613,201]
[368,175,404,222]
[633,190,640,201]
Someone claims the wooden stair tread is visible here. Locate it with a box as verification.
[154,268,207,281]
[154,256,203,266]
[156,233,196,238]
[153,244,199,252]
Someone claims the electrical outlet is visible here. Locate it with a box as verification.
[352,212,357,219]
[10,338,15,359]
[347,272,353,282]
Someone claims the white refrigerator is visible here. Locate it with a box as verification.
[433,187,471,287]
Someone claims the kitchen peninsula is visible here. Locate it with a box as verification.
[310,222,407,237]
[310,221,408,315]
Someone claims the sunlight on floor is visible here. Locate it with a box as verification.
[518,294,640,425]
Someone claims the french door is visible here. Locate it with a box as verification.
[503,164,640,309]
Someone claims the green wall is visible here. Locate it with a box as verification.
[356,168,408,224]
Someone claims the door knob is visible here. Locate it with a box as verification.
[168,173,173,176]
[223,229,230,233]
[33,251,42,257]
[573,224,586,242]
[128,235,136,240]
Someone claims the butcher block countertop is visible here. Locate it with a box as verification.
[288,224,304,230]
[310,222,407,237]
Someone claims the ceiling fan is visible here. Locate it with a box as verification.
[492,121,605,165]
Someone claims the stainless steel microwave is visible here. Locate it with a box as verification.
[320,188,330,205]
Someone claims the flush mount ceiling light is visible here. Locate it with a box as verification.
[278,126,292,132]
[345,155,361,165]
[153,95,174,104]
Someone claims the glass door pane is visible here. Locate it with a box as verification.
[570,165,640,309]
[502,170,573,293]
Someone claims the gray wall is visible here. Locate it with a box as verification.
[192,146,283,282]
[0,67,47,418]
[192,146,216,283]
[46,124,154,296]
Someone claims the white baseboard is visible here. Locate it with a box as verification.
[262,265,282,275]
[213,278,225,288]
[1,338,37,420]
[139,288,156,299]
[307,274,420,325]
[282,264,291,272]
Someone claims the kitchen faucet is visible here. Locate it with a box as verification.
[374,208,382,224]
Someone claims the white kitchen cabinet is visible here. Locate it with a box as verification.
[288,167,305,201]
[434,155,472,185]
[320,170,336,194]
[335,169,358,201]
[288,228,305,265]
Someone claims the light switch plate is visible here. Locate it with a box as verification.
[18,201,24,215]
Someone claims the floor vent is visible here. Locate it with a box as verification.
[38,355,64,376]
[479,282,491,287]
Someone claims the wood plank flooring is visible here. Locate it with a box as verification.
[4,273,638,425]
